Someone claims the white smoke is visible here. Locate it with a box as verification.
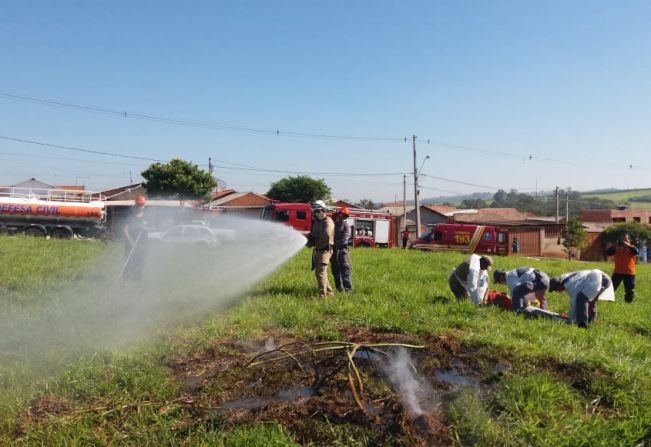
[379,348,435,417]
[0,214,306,374]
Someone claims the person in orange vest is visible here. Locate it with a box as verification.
[605,234,639,303]
[400,228,410,249]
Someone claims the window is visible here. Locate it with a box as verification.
[634,217,641,223]
[184,227,200,237]
[275,210,290,222]
[296,211,307,220]
[430,231,443,241]
[166,227,183,237]
[497,233,507,243]
[613,217,625,223]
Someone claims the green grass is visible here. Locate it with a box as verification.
[1,237,651,446]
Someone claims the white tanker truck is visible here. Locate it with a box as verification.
[0,187,106,239]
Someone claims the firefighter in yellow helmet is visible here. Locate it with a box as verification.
[306,201,334,297]
[331,207,353,293]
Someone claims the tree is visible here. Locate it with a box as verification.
[357,199,378,210]
[563,217,588,260]
[460,198,488,209]
[267,175,331,203]
[141,159,216,200]
[601,222,651,246]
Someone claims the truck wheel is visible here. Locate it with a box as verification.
[50,228,73,239]
[24,227,46,237]
[359,241,371,248]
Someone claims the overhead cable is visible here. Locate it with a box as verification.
[0,92,405,142]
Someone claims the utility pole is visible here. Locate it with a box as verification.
[555,186,559,223]
[412,135,421,236]
[208,157,213,174]
[565,188,570,222]
[402,175,407,230]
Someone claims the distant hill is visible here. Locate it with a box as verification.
[581,188,651,209]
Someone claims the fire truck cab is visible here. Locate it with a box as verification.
[410,223,508,255]
[262,202,395,248]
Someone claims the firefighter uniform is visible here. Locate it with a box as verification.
[307,206,334,297]
[331,208,353,292]
[122,196,150,281]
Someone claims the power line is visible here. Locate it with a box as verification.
[0,135,409,177]
[0,136,165,162]
[0,151,144,167]
[0,92,406,142]
[2,91,645,171]
[418,138,640,171]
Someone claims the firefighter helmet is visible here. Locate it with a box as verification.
[135,195,146,206]
[312,200,326,210]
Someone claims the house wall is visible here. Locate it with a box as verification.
[581,232,607,261]
[582,209,651,224]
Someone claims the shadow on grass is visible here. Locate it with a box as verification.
[250,285,312,297]
[429,295,453,305]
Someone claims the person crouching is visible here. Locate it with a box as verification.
[448,254,493,304]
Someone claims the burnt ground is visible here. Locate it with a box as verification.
[164,329,495,447]
[17,328,617,446]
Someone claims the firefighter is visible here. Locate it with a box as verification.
[331,207,353,293]
[306,201,334,297]
[448,254,493,304]
[121,195,151,281]
[547,269,613,328]
[605,234,639,303]
[493,267,550,309]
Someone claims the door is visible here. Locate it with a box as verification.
[374,220,390,244]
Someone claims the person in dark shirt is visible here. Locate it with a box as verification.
[331,207,353,293]
[401,228,410,249]
[511,237,520,255]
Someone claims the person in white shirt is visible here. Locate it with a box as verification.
[448,254,493,304]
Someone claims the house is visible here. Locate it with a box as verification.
[1,177,91,202]
[204,191,272,219]
[333,200,363,210]
[581,209,651,225]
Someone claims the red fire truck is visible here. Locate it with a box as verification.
[262,202,396,248]
[410,223,508,255]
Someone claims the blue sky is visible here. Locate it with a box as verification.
[1,1,649,202]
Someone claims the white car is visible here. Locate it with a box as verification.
[149,225,220,245]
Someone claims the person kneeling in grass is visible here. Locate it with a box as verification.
[541,270,613,328]
[493,267,551,310]
[448,254,493,304]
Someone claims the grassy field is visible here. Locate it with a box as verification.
[1,237,650,446]
[582,188,651,208]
